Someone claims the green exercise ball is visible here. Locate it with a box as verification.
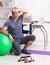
[0,33,12,56]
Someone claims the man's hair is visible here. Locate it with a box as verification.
[12,7,18,12]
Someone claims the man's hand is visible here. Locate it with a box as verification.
[16,8,28,18]
[9,34,14,42]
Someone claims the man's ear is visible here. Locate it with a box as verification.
[19,11,21,13]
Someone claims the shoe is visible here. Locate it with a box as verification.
[14,52,20,56]
[9,48,13,54]
[22,48,31,54]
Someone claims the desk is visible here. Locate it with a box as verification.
[29,23,48,49]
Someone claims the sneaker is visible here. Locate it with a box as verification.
[10,48,13,54]
[22,48,31,54]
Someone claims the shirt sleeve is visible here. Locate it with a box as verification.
[4,20,10,28]
[20,15,23,20]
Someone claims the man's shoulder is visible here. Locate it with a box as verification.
[5,16,12,24]
[9,16,12,19]
[8,16,12,22]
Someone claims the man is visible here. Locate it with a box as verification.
[1,7,35,55]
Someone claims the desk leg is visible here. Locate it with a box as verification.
[42,26,48,44]
[33,26,48,49]
[40,27,46,49]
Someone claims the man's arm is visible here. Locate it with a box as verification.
[17,8,28,18]
[1,26,9,35]
[1,26,14,42]
[21,9,28,18]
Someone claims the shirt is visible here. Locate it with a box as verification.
[4,15,23,41]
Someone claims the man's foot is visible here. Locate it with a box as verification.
[14,51,20,56]
[22,48,31,54]
[9,48,13,54]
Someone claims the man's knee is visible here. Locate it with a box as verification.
[32,35,36,41]
[28,35,36,41]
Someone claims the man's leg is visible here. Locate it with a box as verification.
[13,41,21,55]
[25,41,33,48]
[21,35,36,54]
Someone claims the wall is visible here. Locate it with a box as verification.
[14,0,50,21]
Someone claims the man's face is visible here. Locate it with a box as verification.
[12,9,19,18]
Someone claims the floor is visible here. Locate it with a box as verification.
[0,54,50,65]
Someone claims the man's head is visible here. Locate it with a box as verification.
[12,7,19,19]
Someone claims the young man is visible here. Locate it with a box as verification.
[1,7,35,55]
